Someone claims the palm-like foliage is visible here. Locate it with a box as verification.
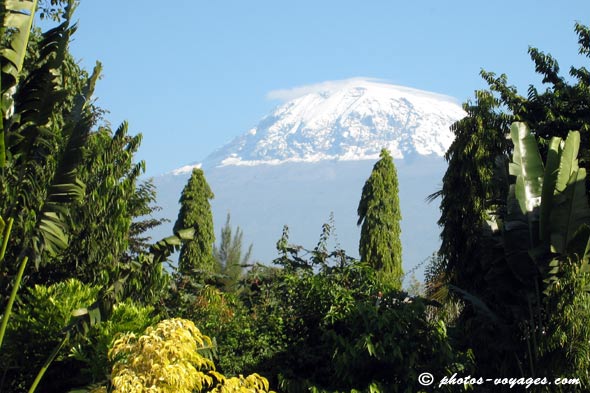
[449,123,590,386]
[431,24,590,383]
[1,0,89,272]
[0,0,38,167]
[0,2,187,390]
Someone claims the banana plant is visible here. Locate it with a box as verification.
[452,122,590,378]
[1,0,83,264]
[1,0,38,167]
[506,122,590,289]
[0,0,46,352]
[0,0,88,374]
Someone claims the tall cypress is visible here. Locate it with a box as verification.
[173,168,216,274]
[357,148,403,289]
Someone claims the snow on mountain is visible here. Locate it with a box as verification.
[153,79,465,282]
[200,79,464,169]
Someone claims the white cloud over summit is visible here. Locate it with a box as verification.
[266,77,386,102]
[265,77,461,105]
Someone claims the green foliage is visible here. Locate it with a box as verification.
[1,279,100,391]
[0,1,91,273]
[0,215,18,351]
[432,90,510,294]
[171,284,263,376]
[127,179,168,258]
[324,296,471,393]
[174,168,216,275]
[10,3,590,392]
[244,227,471,392]
[1,3,164,298]
[1,0,38,166]
[540,255,590,385]
[433,23,590,384]
[214,213,252,292]
[423,253,463,324]
[436,22,590,289]
[70,300,159,386]
[444,123,590,388]
[37,0,70,21]
[0,4,173,391]
[357,148,403,289]
[41,122,148,287]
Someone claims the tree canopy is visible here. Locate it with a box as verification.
[173,168,216,275]
[357,148,403,289]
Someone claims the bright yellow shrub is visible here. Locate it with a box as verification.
[210,373,272,393]
[107,318,273,393]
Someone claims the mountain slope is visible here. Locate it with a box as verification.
[154,79,465,282]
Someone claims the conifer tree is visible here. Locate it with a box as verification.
[357,148,403,289]
[213,213,252,292]
[173,168,216,274]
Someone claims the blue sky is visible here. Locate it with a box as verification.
[59,0,590,176]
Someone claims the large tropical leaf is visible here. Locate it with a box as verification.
[10,6,94,268]
[508,122,545,216]
[503,183,539,283]
[149,228,196,263]
[550,167,590,254]
[503,122,546,282]
[0,0,39,166]
[554,130,580,194]
[546,131,590,254]
[539,137,562,243]
[31,109,90,267]
[0,0,38,82]
[7,14,75,163]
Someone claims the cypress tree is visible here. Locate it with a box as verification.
[173,168,216,275]
[357,148,403,289]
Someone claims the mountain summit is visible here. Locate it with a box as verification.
[156,80,467,280]
[201,79,465,169]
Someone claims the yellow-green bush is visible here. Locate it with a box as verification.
[106,318,273,393]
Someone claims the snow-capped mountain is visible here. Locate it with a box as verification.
[153,79,465,282]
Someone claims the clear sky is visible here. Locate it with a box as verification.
[58,0,590,176]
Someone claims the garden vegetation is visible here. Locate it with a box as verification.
[1,1,590,392]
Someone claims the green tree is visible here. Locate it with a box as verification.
[37,0,69,21]
[36,123,152,287]
[0,21,166,300]
[435,23,590,294]
[0,3,185,390]
[357,148,403,289]
[444,123,590,386]
[431,90,510,295]
[174,168,216,275]
[432,23,590,384]
[214,213,252,292]
[126,179,169,258]
[247,226,472,393]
